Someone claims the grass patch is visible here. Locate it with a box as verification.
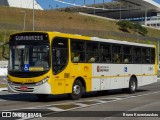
[0,6,160,60]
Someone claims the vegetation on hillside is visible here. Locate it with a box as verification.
[117,20,148,35]
[0,6,160,60]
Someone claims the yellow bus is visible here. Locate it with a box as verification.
[2,31,157,100]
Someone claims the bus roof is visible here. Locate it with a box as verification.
[10,31,155,47]
[91,37,155,48]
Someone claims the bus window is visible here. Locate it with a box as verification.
[32,45,49,68]
[142,48,151,64]
[71,40,85,62]
[133,47,141,64]
[86,42,99,63]
[112,45,122,64]
[123,46,132,64]
[52,37,68,74]
[100,44,111,63]
[151,48,155,64]
[9,45,50,71]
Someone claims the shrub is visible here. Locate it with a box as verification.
[117,20,132,31]
[117,20,148,35]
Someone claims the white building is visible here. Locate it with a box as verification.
[0,0,43,10]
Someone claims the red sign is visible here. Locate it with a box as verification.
[20,86,28,91]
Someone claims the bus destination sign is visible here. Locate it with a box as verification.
[15,35,44,41]
[10,32,49,42]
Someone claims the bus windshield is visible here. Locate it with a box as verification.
[9,44,50,72]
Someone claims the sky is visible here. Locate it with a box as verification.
[36,0,160,10]
[37,0,113,9]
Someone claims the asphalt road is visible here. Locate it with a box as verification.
[0,79,160,120]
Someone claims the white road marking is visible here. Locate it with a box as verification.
[1,90,160,120]
[3,90,160,112]
[74,103,89,107]
[47,107,65,112]
[96,100,107,104]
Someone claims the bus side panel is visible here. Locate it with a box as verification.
[109,64,125,89]
[141,64,157,86]
[69,63,92,92]
[92,64,110,91]
[52,64,71,94]
[124,64,142,87]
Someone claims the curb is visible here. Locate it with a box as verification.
[0,87,8,91]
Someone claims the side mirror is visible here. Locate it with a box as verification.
[2,42,9,60]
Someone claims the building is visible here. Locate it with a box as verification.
[0,0,43,10]
[62,0,160,29]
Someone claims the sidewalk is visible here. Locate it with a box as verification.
[0,87,7,91]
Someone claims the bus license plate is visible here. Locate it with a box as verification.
[20,86,28,91]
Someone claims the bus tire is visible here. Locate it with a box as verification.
[128,77,137,94]
[69,80,83,100]
[36,94,49,99]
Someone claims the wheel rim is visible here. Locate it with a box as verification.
[73,85,81,95]
[131,81,136,91]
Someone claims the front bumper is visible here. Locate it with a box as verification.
[8,82,52,94]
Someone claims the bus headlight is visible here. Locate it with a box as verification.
[7,79,13,85]
[35,76,50,86]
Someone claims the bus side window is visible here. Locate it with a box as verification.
[100,44,111,63]
[86,42,99,63]
[123,46,132,64]
[112,45,122,64]
[151,48,155,64]
[142,48,151,64]
[133,47,141,64]
[71,40,85,62]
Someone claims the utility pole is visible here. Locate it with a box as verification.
[33,0,35,31]
[94,0,96,15]
[21,11,26,31]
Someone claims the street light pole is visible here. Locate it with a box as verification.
[33,0,35,31]
[158,40,159,71]
[21,11,26,31]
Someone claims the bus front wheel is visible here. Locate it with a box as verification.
[69,80,83,100]
[128,77,137,93]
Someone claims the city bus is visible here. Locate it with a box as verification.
[2,31,157,100]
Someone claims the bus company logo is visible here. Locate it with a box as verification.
[97,66,100,72]
[84,66,89,71]
[97,66,109,72]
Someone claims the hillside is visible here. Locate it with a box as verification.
[0,6,160,59]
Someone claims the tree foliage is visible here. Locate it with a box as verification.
[117,20,148,35]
